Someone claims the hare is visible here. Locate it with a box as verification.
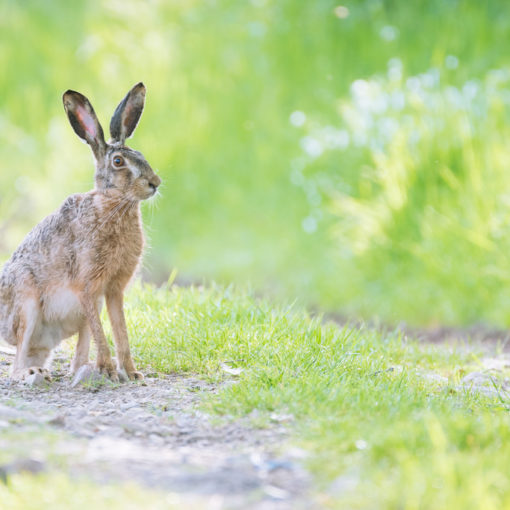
[0,82,161,383]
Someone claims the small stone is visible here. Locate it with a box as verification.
[220,363,243,376]
[2,458,46,476]
[121,421,146,434]
[46,415,66,427]
[270,413,294,423]
[462,371,489,384]
[105,427,125,438]
[148,433,165,445]
[419,372,448,384]
[120,401,139,411]
[263,484,290,500]
[25,373,47,387]
[71,365,105,388]
[123,406,146,417]
[482,358,510,370]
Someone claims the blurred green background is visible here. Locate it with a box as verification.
[2,0,510,326]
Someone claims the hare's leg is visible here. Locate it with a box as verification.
[11,299,51,381]
[70,322,91,374]
[80,292,118,382]
[105,286,143,381]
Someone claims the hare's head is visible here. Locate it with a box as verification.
[63,83,161,201]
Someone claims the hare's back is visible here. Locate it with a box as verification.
[0,193,92,301]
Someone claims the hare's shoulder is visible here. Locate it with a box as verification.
[58,192,95,220]
[44,192,99,233]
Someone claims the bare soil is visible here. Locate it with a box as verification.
[326,312,510,352]
[0,345,312,510]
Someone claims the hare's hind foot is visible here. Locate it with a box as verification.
[114,357,144,381]
[96,360,119,383]
[70,363,139,386]
[112,366,143,383]
[126,370,144,381]
[71,364,122,387]
[12,367,52,383]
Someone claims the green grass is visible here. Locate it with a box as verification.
[120,283,509,509]
[0,473,187,510]
[2,284,509,508]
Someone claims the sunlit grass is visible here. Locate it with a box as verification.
[0,472,187,510]
[2,284,509,508]
[120,284,510,509]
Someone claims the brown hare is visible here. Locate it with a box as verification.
[0,82,161,383]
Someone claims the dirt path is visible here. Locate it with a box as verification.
[0,346,312,509]
[326,312,510,352]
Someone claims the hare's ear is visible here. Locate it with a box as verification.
[109,82,146,144]
[63,90,106,159]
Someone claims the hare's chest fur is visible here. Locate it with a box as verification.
[94,216,144,280]
[76,193,144,283]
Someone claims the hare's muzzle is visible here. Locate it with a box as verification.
[148,174,161,194]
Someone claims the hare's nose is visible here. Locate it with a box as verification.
[150,175,161,189]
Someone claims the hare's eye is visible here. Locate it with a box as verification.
[113,156,124,167]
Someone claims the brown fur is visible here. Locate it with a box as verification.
[0,83,160,382]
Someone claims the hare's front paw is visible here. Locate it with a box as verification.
[96,361,119,383]
[12,367,52,383]
[28,367,52,381]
